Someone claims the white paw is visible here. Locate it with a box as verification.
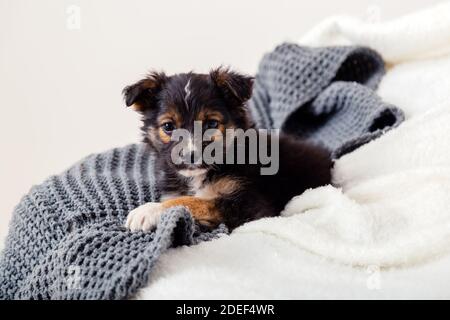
[125,202,164,232]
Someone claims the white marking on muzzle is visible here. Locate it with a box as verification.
[184,79,191,101]
[178,168,207,177]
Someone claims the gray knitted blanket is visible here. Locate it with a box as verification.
[0,144,227,299]
[249,43,404,158]
[0,44,404,300]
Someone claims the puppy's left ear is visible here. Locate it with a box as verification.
[210,67,254,106]
[122,71,167,112]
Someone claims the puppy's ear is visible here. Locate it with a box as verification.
[210,67,254,106]
[122,71,167,112]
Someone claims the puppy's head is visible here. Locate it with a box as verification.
[123,67,253,177]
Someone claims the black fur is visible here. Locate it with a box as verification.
[215,135,332,229]
[124,67,332,230]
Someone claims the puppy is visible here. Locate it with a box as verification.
[123,68,332,231]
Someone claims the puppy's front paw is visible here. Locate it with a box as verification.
[125,202,163,232]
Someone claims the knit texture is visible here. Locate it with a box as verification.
[0,144,228,299]
[248,43,405,158]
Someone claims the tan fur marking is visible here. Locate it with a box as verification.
[195,176,241,200]
[147,126,169,146]
[157,110,181,128]
[197,111,224,122]
[155,110,182,144]
[212,177,241,195]
[131,103,144,112]
[158,127,171,144]
[161,196,221,226]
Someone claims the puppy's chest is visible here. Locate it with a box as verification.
[161,174,241,201]
[189,175,221,200]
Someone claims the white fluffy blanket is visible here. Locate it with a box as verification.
[138,2,450,299]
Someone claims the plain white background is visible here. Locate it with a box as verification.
[0,0,443,244]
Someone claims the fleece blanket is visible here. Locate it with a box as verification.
[248,43,404,157]
[0,44,397,299]
[137,3,450,299]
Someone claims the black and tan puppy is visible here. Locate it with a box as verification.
[124,68,332,231]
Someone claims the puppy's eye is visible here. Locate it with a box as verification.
[205,119,219,129]
[162,122,176,133]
